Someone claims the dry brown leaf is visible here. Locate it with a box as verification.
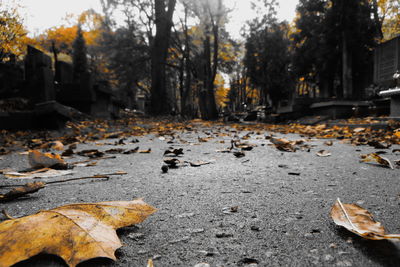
[0,182,45,202]
[316,150,331,157]
[360,153,394,169]
[270,137,296,152]
[164,148,184,156]
[105,148,126,154]
[353,127,366,133]
[139,148,151,153]
[40,141,64,151]
[0,199,156,267]
[77,149,105,158]
[330,198,400,240]
[28,150,65,169]
[164,158,181,168]
[324,141,333,146]
[186,160,214,167]
[123,147,139,154]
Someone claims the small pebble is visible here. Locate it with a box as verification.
[161,165,169,173]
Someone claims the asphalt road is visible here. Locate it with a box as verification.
[1,121,400,267]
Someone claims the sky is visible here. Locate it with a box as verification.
[13,0,299,38]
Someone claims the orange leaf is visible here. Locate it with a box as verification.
[28,150,65,169]
[0,199,156,267]
[360,153,394,169]
[330,198,400,240]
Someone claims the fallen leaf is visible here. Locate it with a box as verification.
[139,148,151,153]
[28,150,66,169]
[61,148,74,157]
[105,148,126,154]
[368,140,391,149]
[74,161,98,167]
[164,158,180,168]
[360,153,394,169]
[0,182,46,202]
[316,150,331,157]
[164,148,184,156]
[40,141,64,151]
[324,141,333,146]
[353,127,366,133]
[186,160,214,167]
[147,258,154,267]
[198,137,210,142]
[123,147,139,154]
[0,148,10,155]
[270,137,296,152]
[330,198,400,240]
[77,149,105,158]
[0,199,156,267]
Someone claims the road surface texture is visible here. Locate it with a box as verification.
[1,119,400,267]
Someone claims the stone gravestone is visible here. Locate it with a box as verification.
[55,61,73,84]
[25,45,55,103]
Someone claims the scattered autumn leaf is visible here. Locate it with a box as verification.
[123,147,139,154]
[353,127,366,133]
[360,153,394,169]
[324,141,333,146]
[316,150,331,157]
[28,150,66,169]
[186,160,213,167]
[0,148,10,155]
[77,149,105,158]
[0,199,157,267]
[368,140,391,149]
[164,148,184,156]
[270,137,296,152]
[164,158,180,168]
[40,141,64,151]
[0,181,45,202]
[198,137,211,142]
[234,141,256,151]
[105,148,126,154]
[61,148,74,157]
[139,148,151,153]
[330,198,400,240]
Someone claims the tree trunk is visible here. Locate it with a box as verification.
[150,0,176,115]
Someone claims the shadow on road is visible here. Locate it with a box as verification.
[336,227,400,266]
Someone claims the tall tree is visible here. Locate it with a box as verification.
[292,0,380,99]
[243,0,293,111]
[0,1,31,61]
[150,0,177,115]
[72,25,88,82]
[187,0,227,120]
